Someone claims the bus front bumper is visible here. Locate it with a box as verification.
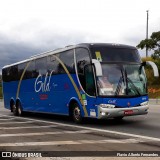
[98,105,149,119]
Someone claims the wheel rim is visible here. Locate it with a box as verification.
[18,105,21,115]
[13,104,16,115]
[17,102,22,116]
[74,107,81,121]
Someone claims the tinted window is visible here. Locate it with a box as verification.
[35,57,47,76]
[76,48,90,74]
[2,65,18,82]
[91,47,141,63]
[59,49,75,74]
[85,65,96,96]
[25,60,37,79]
[76,48,91,92]
[18,62,27,80]
[47,54,60,75]
[2,67,11,82]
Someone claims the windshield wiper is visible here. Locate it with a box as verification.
[115,68,125,95]
[126,77,141,96]
[115,76,122,95]
[123,68,141,96]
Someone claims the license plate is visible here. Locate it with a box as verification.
[124,110,133,115]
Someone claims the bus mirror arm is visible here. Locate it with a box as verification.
[141,62,146,66]
[92,59,103,76]
[139,62,146,74]
[145,61,159,77]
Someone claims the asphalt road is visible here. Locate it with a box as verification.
[0,101,160,159]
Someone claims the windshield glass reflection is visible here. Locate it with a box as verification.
[97,64,147,96]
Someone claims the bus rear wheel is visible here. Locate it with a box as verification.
[12,104,18,116]
[72,103,83,124]
[13,101,23,116]
[17,102,23,116]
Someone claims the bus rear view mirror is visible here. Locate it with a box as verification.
[143,61,159,77]
[141,62,146,66]
[146,61,159,77]
[92,59,103,76]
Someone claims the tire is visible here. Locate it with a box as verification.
[72,103,83,124]
[114,116,124,121]
[17,101,23,116]
[12,104,18,116]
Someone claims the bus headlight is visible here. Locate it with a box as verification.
[99,104,115,108]
[140,101,148,106]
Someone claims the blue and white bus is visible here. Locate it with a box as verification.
[2,43,159,123]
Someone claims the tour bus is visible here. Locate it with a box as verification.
[2,43,159,123]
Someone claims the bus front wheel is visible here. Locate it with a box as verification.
[72,103,83,124]
[114,116,124,121]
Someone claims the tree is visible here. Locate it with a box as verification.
[137,31,160,59]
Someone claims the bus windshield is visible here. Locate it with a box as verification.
[97,63,147,97]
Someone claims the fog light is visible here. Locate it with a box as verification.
[140,101,148,106]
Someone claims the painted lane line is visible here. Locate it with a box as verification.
[0,130,91,137]
[0,113,160,142]
[0,125,58,130]
[0,138,145,147]
[0,115,9,117]
[0,141,80,147]
[0,118,18,121]
[77,138,146,144]
[0,121,34,125]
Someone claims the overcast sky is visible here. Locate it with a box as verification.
[0,0,160,73]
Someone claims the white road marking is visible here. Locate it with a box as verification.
[0,125,58,130]
[0,121,34,124]
[0,117,18,121]
[0,115,9,117]
[0,130,91,137]
[0,114,160,142]
[0,138,145,147]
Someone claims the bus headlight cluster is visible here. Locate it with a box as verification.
[140,101,148,106]
[99,104,115,108]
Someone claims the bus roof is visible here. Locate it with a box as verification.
[2,43,137,69]
[77,43,136,50]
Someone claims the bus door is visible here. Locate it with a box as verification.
[76,48,98,117]
[83,64,98,117]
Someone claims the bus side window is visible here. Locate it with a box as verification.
[3,66,18,82]
[11,65,18,81]
[18,63,27,80]
[76,48,95,96]
[47,54,59,75]
[35,57,47,76]
[2,67,11,82]
[84,65,96,96]
[59,49,75,74]
[25,60,37,79]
